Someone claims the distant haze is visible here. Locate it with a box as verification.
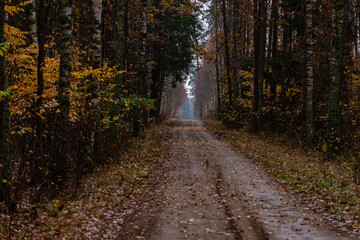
[181,77,195,120]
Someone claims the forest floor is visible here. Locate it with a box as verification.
[1,120,359,239]
[0,124,165,239]
[205,120,360,237]
[118,120,355,239]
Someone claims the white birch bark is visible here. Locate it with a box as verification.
[84,0,102,170]
[305,0,314,145]
[54,0,73,182]
[29,0,38,45]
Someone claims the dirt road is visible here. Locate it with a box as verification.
[118,120,351,239]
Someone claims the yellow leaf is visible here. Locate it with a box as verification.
[2,179,10,185]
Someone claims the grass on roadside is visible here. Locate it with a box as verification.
[0,124,165,239]
[205,120,360,233]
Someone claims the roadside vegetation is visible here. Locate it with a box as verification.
[0,124,165,239]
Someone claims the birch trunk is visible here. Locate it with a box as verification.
[54,0,73,183]
[305,0,314,146]
[91,0,102,67]
[84,0,102,171]
[141,0,149,126]
[29,0,37,45]
[134,0,148,135]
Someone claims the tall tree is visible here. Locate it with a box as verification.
[133,0,149,136]
[221,0,233,107]
[214,0,221,118]
[0,0,11,204]
[327,0,346,154]
[84,0,103,171]
[280,0,290,110]
[29,0,38,45]
[252,0,260,131]
[149,0,200,120]
[257,0,266,132]
[34,0,48,157]
[54,0,73,183]
[232,0,241,100]
[305,0,314,145]
[140,0,149,126]
[252,0,266,132]
[114,0,126,98]
[270,0,278,101]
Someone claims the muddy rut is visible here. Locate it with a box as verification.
[118,120,351,240]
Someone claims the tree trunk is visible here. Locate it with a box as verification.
[54,0,73,183]
[29,0,38,45]
[114,0,126,97]
[84,0,102,171]
[267,10,273,60]
[354,4,360,59]
[134,0,148,135]
[140,0,149,127]
[245,17,250,57]
[35,0,48,150]
[232,0,241,100]
[252,0,260,132]
[327,0,345,155]
[257,0,266,132]
[280,0,290,110]
[150,64,161,121]
[222,0,233,107]
[31,0,48,183]
[0,0,11,204]
[355,5,359,59]
[270,0,278,102]
[215,0,221,119]
[305,0,315,146]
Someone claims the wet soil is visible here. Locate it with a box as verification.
[118,120,352,240]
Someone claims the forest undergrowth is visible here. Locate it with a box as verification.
[0,124,165,239]
[205,120,360,235]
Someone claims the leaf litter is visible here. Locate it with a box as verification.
[0,124,165,239]
[206,120,360,237]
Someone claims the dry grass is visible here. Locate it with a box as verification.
[0,123,165,239]
[205,120,360,234]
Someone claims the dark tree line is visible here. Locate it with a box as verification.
[0,0,201,209]
[196,0,360,180]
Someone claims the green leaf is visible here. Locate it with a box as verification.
[0,41,12,56]
[0,90,12,97]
